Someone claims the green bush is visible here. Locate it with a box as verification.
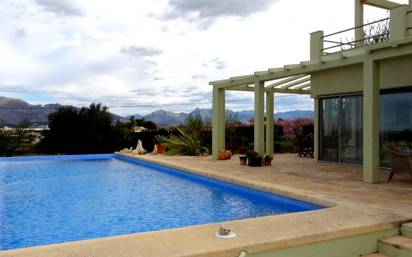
[279,139,294,153]
[164,127,208,156]
[0,121,34,156]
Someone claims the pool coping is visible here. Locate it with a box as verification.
[1,153,411,257]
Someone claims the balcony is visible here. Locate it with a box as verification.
[322,18,391,54]
[310,4,412,59]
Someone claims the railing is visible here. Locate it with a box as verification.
[322,18,391,54]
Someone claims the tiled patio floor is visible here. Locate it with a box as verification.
[137,154,412,216]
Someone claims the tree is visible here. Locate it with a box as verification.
[39,103,131,154]
[128,116,157,131]
[0,121,34,156]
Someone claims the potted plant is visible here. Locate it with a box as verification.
[247,151,262,167]
[153,135,167,154]
[239,155,247,165]
[263,155,273,166]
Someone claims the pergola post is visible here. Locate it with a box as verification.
[363,59,380,183]
[265,90,274,156]
[355,0,364,47]
[254,80,265,155]
[212,86,225,159]
[313,97,319,161]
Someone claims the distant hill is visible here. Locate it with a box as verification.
[275,110,314,120]
[128,108,313,125]
[143,110,189,126]
[0,97,124,126]
[0,96,313,126]
[0,97,62,126]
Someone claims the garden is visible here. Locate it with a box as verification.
[0,104,314,158]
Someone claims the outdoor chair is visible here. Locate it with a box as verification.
[297,134,314,158]
[385,145,412,182]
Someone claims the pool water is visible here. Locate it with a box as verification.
[0,154,322,250]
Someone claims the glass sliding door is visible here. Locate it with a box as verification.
[319,95,363,163]
[380,90,412,165]
[341,96,363,163]
[320,97,340,162]
[320,89,412,165]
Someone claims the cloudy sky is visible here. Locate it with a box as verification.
[0,0,406,115]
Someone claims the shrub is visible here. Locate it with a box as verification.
[164,127,208,156]
[0,121,34,156]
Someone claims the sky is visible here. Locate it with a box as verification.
[0,0,407,115]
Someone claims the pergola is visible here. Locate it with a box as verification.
[209,0,412,184]
[210,68,312,159]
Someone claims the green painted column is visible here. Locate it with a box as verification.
[313,97,319,161]
[355,0,364,48]
[363,60,380,183]
[265,90,274,155]
[212,86,225,159]
[390,6,407,42]
[254,80,265,155]
[310,31,324,60]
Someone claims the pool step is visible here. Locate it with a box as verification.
[401,222,412,238]
[378,236,412,257]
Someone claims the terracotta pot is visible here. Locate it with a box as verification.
[225,150,232,159]
[157,144,166,154]
[263,157,273,166]
[218,149,232,160]
[218,149,227,160]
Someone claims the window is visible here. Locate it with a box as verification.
[380,90,412,165]
[319,89,412,165]
[320,95,363,163]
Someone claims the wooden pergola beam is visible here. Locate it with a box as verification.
[277,77,311,89]
[290,82,311,90]
[225,86,311,95]
[362,0,403,10]
[265,75,307,89]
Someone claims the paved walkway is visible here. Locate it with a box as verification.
[137,154,412,216]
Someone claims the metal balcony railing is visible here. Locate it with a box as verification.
[322,17,391,54]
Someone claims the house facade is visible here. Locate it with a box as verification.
[210,0,412,183]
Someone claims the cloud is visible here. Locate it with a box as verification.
[120,46,163,59]
[14,28,26,39]
[205,58,226,70]
[35,0,83,16]
[161,0,277,28]
[191,74,207,80]
[1,0,349,116]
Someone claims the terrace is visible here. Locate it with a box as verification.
[210,0,412,184]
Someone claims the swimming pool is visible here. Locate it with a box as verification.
[0,154,323,250]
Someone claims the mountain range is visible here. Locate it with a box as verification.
[0,96,313,126]
[128,108,313,125]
